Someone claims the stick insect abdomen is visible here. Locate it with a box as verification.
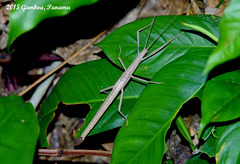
[80,49,147,141]
[80,87,120,140]
[79,17,182,143]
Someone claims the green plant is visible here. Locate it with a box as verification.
[2,0,240,163]
[1,0,98,163]
[7,0,98,50]
[38,0,240,163]
[0,95,39,164]
[38,14,218,163]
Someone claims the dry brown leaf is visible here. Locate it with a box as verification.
[207,0,221,8]
[215,0,230,17]
[166,130,181,159]
[183,114,200,137]
[172,145,191,164]
[138,0,189,18]
[192,134,199,146]
[102,143,114,152]
[53,39,101,65]
[0,3,10,24]
[187,0,206,15]
[0,32,8,50]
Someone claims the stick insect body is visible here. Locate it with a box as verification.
[79,17,183,142]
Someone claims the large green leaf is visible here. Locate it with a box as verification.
[214,120,240,163]
[203,0,240,73]
[97,15,219,79]
[0,95,39,164]
[39,15,218,163]
[96,15,218,163]
[199,70,240,137]
[38,59,146,146]
[7,0,98,50]
[110,48,209,163]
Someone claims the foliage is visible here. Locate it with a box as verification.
[38,15,218,163]
[7,0,98,50]
[199,70,240,137]
[0,95,39,164]
[203,0,240,73]
[2,0,240,163]
[38,59,145,146]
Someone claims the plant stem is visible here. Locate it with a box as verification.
[38,149,112,157]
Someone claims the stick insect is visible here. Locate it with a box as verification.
[79,17,183,142]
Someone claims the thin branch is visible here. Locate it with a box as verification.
[38,149,112,157]
[18,29,108,96]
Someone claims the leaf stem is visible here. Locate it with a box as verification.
[181,22,219,43]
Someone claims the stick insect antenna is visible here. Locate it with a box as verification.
[144,16,156,50]
[146,15,178,51]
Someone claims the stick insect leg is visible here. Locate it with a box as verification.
[137,17,155,54]
[137,24,151,55]
[118,45,126,70]
[118,89,128,126]
[100,86,113,94]
[142,32,184,61]
[131,75,163,84]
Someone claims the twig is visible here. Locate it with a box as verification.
[18,30,108,96]
[38,149,112,157]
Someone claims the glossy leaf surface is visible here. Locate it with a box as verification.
[0,95,39,164]
[199,70,240,137]
[8,0,98,50]
[38,59,145,146]
[38,15,219,163]
[110,48,209,163]
[97,15,219,78]
[97,15,218,163]
[204,0,240,73]
[200,135,215,158]
[215,120,240,163]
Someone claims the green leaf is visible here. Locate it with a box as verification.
[203,0,240,73]
[110,48,209,163]
[96,15,219,78]
[97,15,218,163]
[38,59,145,146]
[186,154,210,164]
[39,15,218,163]
[0,95,39,164]
[176,116,195,151]
[199,70,240,137]
[215,120,240,163]
[201,126,215,141]
[7,0,98,50]
[200,135,215,158]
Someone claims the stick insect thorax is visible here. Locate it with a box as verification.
[78,17,183,142]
